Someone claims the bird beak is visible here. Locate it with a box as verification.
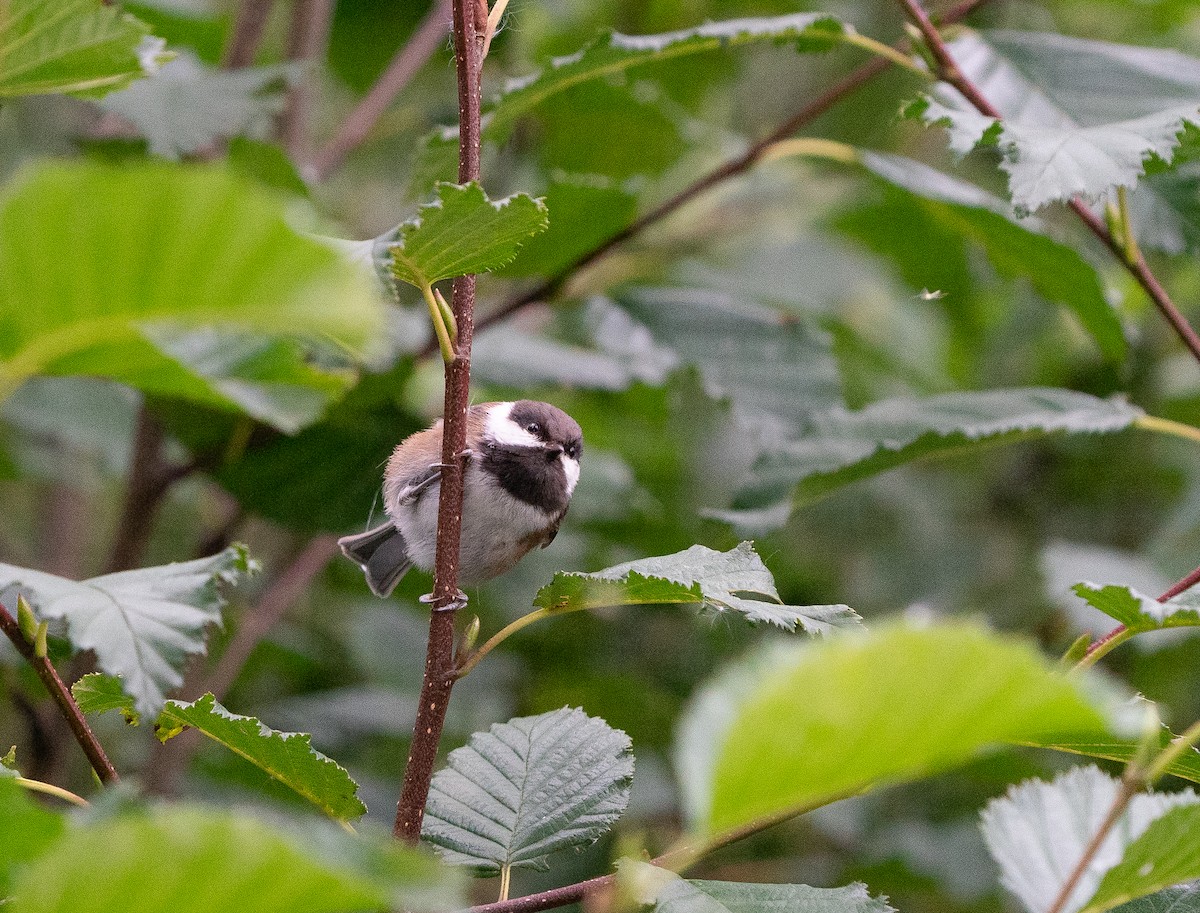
[544,443,564,458]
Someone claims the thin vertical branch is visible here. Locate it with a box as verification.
[392,0,485,844]
[0,601,118,784]
[310,0,454,182]
[106,406,170,573]
[223,0,276,68]
[279,0,337,159]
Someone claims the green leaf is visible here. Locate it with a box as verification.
[1073,583,1200,634]
[0,162,384,416]
[72,672,140,725]
[981,766,1198,913]
[0,776,64,897]
[98,55,292,159]
[1039,729,1200,787]
[1084,804,1200,913]
[618,859,895,913]
[1109,887,1200,913]
[699,621,1119,835]
[0,545,254,718]
[387,183,549,290]
[718,389,1143,533]
[534,542,860,635]
[911,30,1200,213]
[422,707,633,873]
[0,0,165,99]
[844,151,1124,361]
[156,693,366,821]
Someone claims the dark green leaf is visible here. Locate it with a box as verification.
[72,672,140,725]
[1073,583,1200,634]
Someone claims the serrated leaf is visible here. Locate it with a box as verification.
[387,183,548,290]
[534,542,860,635]
[911,30,1200,212]
[718,389,1143,533]
[618,859,895,913]
[156,693,365,821]
[0,545,253,718]
[0,162,384,419]
[72,672,140,725]
[0,776,64,897]
[696,621,1120,836]
[1084,804,1200,913]
[981,766,1199,913]
[422,707,633,873]
[1073,583,1200,634]
[0,0,163,99]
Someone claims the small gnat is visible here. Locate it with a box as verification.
[917,288,948,300]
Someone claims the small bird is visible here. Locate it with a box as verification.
[339,400,583,597]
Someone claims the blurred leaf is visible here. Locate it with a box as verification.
[1073,583,1200,634]
[422,707,633,873]
[720,389,1143,532]
[910,30,1200,213]
[842,151,1123,360]
[981,765,1198,913]
[72,672,140,725]
[619,859,894,913]
[535,542,860,634]
[388,182,549,289]
[0,0,164,99]
[0,775,64,897]
[99,55,292,159]
[156,693,366,821]
[0,162,384,414]
[701,621,1119,835]
[1109,886,1200,913]
[0,545,253,718]
[1084,804,1200,913]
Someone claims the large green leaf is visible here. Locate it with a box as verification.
[696,621,1119,836]
[388,182,548,290]
[156,693,365,821]
[981,766,1198,913]
[0,0,164,99]
[911,30,1200,213]
[0,776,64,897]
[422,707,633,873]
[0,545,253,718]
[1073,583,1200,634]
[1083,804,1200,913]
[534,542,860,635]
[718,389,1143,532]
[0,162,384,415]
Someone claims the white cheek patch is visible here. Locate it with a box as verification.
[561,455,580,497]
[485,402,542,448]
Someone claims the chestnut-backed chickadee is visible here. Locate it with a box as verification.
[339,400,583,597]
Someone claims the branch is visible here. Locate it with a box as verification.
[897,0,1200,366]
[392,0,485,844]
[1044,775,1138,913]
[222,0,276,68]
[0,598,118,785]
[309,0,454,182]
[1078,562,1200,667]
[279,0,337,159]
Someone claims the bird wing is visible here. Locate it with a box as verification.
[393,463,443,505]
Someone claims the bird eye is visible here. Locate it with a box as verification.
[567,443,580,459]
[526,422,541,434]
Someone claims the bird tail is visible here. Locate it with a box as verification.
[338,523,413,598]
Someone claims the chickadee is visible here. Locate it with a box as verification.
[339,400,582,597]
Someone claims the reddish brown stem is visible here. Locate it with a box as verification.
[1083,562,1200,660]
[0,601,118,784]
[392,0,484,844]
[1045,777,1138,913]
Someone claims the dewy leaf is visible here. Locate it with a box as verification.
[720,389,1143,533]
[981,766,1199,913]
[72,672,140,725]
[700,621,1120,835]
[0,162,384,416]
[0,545,254,719]
[617,859,895,913]
[1073,583,1200,634]
[910,30,1200,212]
[1084,805,1200,913]
[422,707,633,873]
[534,542,860,635]
[387,182,548,290]
[156,693,366,821]
[0,0,164,99]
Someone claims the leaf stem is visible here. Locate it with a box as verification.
[423,282,458,363]
[0,599,119,785]
[1044,776,1139,913]
[1134,414,1200,446]
[1117,186,1143,267]
[838,30,928,75]
[14,775,90,807]
[455,607,555,678]
[498,864,512,902]
[1143,717,1200,785]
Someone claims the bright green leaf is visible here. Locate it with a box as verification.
[422,707,633,873]
[1084,804,1200,913]
[0,776,64,897]
[72,672,140,725]
[1073,583,1200,634]
[0,545,254,718]
[156,693,366,821]
[0,0,164,99]
[534,542,860,635]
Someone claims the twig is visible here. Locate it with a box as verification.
[897,0,1200,367]
[279,0,337,159]
[223,0,276,68]
[309,0,454,182]
[0,599,118,784]
[1078,562,1200,667]
[1044,775,1138,913]
[392,0,485,844]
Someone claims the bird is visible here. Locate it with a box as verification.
[339,400,583,598]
